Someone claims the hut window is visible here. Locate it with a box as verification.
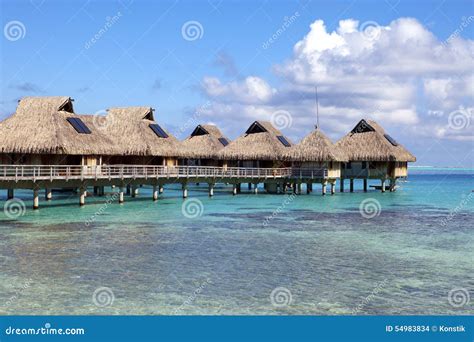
[346,162,352,169]
[149,124,169,138]
[351,120,375,133]
[276,136,291,147]
[191,126,209,136]
[362,162,367,169]
[369,162,377,169]
[218,137,229,146]
[246,122,267,134]
[67,117,91,134]
[384,134,399,146]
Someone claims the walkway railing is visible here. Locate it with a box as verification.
[0,165,328,182]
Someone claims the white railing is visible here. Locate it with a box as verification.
[0,165,328,182]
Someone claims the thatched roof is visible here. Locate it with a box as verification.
[104,107,182,157]
[283,127,348,162]
[181,124,230,159]
[336,119,416,162]
[218,121,292,160]
[0,96,119,155]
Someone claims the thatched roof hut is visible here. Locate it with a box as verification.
[218,121,292,160]
[283,127,348,162]
[181,124,230,159]
[0,96,119,155]
[104,107,182,157]
[336,119,416,162]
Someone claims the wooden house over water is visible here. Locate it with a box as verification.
[219,121,292,168]
[180,124,230,166]
[336,119,416,192]
[103,107,182,166]
[0,96,118,166]
[283,127,348,194]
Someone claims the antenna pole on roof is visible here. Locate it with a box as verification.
[315,85,320,130]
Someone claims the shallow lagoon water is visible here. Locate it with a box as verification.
[0,169,473,315]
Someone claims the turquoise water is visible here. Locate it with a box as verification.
[0,169,473,315]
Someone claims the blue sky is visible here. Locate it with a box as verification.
[1,0,473,167]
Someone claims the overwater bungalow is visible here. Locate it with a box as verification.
[219,121,292,168]
[103,107,182,166]
[180,124,230,166]
[283,127,348,194]
[0,96,118,166]
[336,119,416,192]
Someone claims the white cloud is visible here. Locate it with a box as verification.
[199,17,474,142]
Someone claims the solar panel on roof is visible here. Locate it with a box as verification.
[67,117,91,134]
[277,135,291,147]
[384,134,398,146]
[218,137,229,146]
[149,124,169,138]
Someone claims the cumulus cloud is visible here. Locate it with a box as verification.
[199,17,473,142]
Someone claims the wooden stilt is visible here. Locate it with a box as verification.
[254,184,258,194]
[7,189,14,199]
[350,179,354,193]
[79,187,86,206]
[232,184,237,195]
[322,182,327,196]
[363,179,368,192]
[248,183,252,190]
[182,184,188,198]
[340,179,344,192]
[126,185,131,195]
[93,186,98,195]
[236,183,241,194]
[119,188,124,203]
[381,179,386,193]
[306,183,311,194]
[152,185,158,201]
[330,182,335,195]
[297,183,302,194]
[209,184,214,197]
[45,188,52,200]
[33,189,39,210]
[159,185,164,194]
